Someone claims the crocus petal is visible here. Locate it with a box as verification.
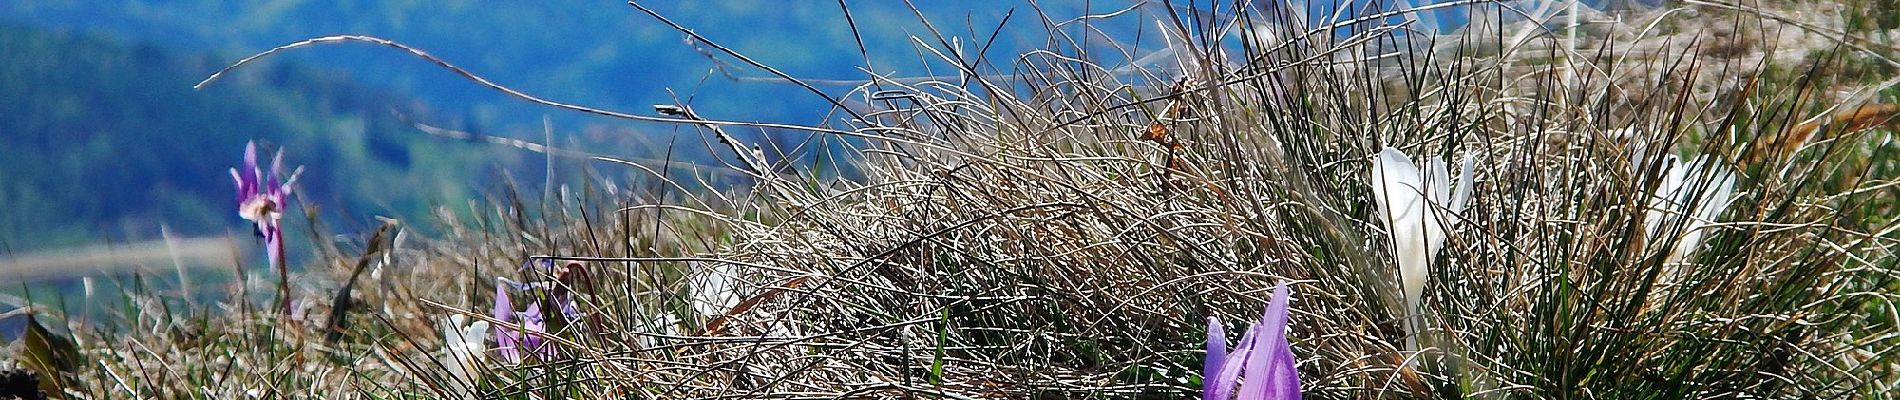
[1420,153,1472,258]
[494,331,518,364]
[521,303,551,359]
[269,149,286,185]
[1209,325,1258,400]
[243,141,260,183]
[691,263,741,316]
[1644,172,1671,248]
[1261,281,1293,357]
[230,168,251,205]
[1692,160,1737,222]
[639,312,680,349]
[1374,148,1431,320]
[1235,320,1272,400]
[1448,154,1476,218]
[1425,157,1451,212]
[1420,156,1456,269]
[523,304,546,333]
[1651,156,1737,265]
[492,280,514,324]
[266,163,280,194]
[438,315,488,400]
[462,320,490,351]
[520,258,553,273]
[242,142,263,206]
[1204,317,1227,398]
[1607,127,1653,165]
[493,281,519,363]
[231,142,259,209]
[278,166,304,199]
[1262,342,1302,400]
[442,315,465,349]
[1643,155,1684,241]
[1235,282,1299,400]
[1262,282,1301,399]
[1373,147,1427,227]
[558,294,583,322]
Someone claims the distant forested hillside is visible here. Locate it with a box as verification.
[0,1,1051,251]
[0,1,1012,127]
[0,25,508,251]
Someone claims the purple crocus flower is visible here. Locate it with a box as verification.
[518,302,549,359]
[231,141,302,314]
[1204,281,1301,400]
[520,259,587,323]
[493,278,554,364]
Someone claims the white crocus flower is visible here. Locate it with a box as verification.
[438,314,489,400]
[1644,155,1737,266]
[1371,146,1475,352]
[690,263,742,317]
[639,312,681,349]
[1606,127,1660,164]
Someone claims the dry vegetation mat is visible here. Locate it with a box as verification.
[6,1,1900,398]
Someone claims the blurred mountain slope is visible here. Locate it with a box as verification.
[0,25,495,251]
